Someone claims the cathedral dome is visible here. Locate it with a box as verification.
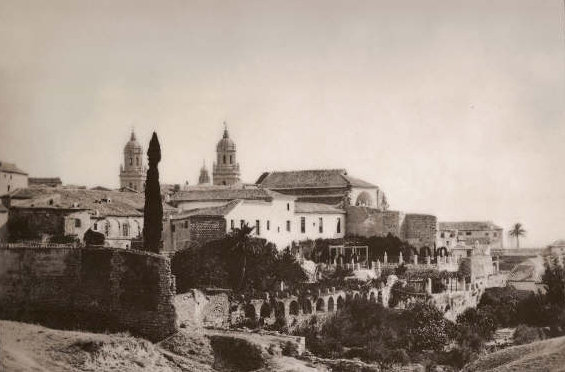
[125,131,142,151]
[216,126,236,152]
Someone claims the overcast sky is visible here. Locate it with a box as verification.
[0,0,564,247]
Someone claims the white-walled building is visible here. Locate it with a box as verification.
[170,185,346,250]
[0,161,28,195]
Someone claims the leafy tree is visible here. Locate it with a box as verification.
[508,223,526,249]
[403,302,452,352]
[143,132,163,253]
[456,308,497,340]
[542,255,565,307]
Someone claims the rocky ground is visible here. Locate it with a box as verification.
[0,320,323,372]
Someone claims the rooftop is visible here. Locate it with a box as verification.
[256,169,378,189]
[170,185,293,203]
[439,221,503,231]
[0,161,27,176]
[7,187,176,217]
[29,177,63,186]
[172,200,242,219]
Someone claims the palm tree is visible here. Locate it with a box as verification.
[509,223,526,249]
[229,223,261,290]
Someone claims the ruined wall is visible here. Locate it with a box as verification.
[0,246,177,341]
[345,206,404,238]
[174,289,231,329]
[163,215,225,253]
[401,214,437,249]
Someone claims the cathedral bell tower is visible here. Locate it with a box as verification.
[198,160,211,185]
[119,130,146,191]
[213,122,241,186]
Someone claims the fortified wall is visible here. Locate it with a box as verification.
[0,244,177,341]
[345,207,437,249]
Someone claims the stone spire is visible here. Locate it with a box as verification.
[198,160,211,185]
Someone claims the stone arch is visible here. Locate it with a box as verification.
[274,302,285,319]
[377,291,383,304]
[437,247,448,257]
[355,191,373,207]
[316,298,325,312]
[244,304,257,319]
[353,293,360,301]
[302,300,312,314]
[369,292,376,303]
[420,246,432,257]
[289,301,299,316]
[337,296,344,310]
[260,303,272,318]
[328,297,335,312]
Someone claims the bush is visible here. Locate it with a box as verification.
[513,325,547,345]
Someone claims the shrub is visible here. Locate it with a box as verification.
[513,325,547,345]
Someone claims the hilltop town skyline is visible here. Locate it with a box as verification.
[1,0,564,247]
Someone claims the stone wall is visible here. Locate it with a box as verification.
[175,288,231,329]
[401,214,437,249]
[163,215,225,254]
[345,206,404,237]
[0,246,177,341]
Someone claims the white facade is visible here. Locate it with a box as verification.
[91,216,143,248]
[224,199,346,250]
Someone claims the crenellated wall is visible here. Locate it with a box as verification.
[0,245,177,341]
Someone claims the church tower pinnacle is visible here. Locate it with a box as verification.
[119,129,146,191]
[198,160,211,185]
[212,122,241,186]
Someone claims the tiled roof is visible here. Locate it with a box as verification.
[295,202,345,214]
[0,161,27,175]
[29,177,62,186]
[439,221,502,231]
[256,169,377,189]
[170,185,293,203]
[8,187,176,217]
[172,200,241,219]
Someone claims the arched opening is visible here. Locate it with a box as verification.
[244,304,256,319]
[289,301,299,316]
[355,191,373,207]
[337,296,344,310]
[302,300,312,314]
[369,292,376,303]
[377,291,383,304]
[223,155,226,164]
[437,247,448,257]
[260,303,271,318]
[353,293,360,301]
[275,302,285,319]
[420,246,432,257]
[328,297,335,312]
[316,298,325,312]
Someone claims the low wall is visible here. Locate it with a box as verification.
[0,246,177,341]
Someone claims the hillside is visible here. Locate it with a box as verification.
[463,335,565,372]
[0,320,322,372]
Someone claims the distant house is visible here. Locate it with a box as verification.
[0,161,28,195]
[255,169,387,209]
[437,221,504,255]
[28,177,63,188]
[548,239,565,264]
[4,187,176,248]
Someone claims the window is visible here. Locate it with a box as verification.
[319,217,323,233]
[440,232,445,238]
[450,233,455,238]
[301,217,306,233]
[337,218,341,233]
[105,222,110,236]
[130,157,133,165]
[184,221,189,229]
[123,223,129,237]
[466,231,471,236]
[136,157,139,166]
[75,219,81,228]
[230,155,233,164]
[223,155,226,164]
[231,219,235,230]
[287,203,290,211]
[256,220,260,236]
[267,220,270,230]
[93,222,98,230]
[286,220,291,232]
[172,224,176,232]
[240,220,244,228]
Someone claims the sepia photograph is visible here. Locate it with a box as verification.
[0,0,564,371]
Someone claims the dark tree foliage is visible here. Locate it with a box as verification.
[456,308,497,340]
[7,215,40,242]
[143,132,163,253]
[171,233,307,294]
[543,256,565,307]
[477,286,521,327]
[84,228,105,246]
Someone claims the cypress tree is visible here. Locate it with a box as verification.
[143,132,163,253]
